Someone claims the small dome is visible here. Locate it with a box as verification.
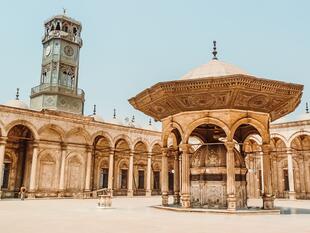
[92,114,104,122]
[109,118,123,126]
[145,124,158,131]
[181,59,249,80]
[4,99,29,109]
[298,113,310,121]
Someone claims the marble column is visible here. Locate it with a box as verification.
[298,158,306,198]
[260,152,264,194]
[0,137,7,198]
[58,143,67,197]
[262,143,275,209]
[84,146,93,191]
[249,156,255,198]
[161,147,169,206]
[29,141,39,198]
[108,149,115,192]
[225,141,236,210]
[146,152,152,197]
[180,144,191,208]
[272,156,278,197]
[173,150,180,204]
[287,149,296,199]
[127,151,134,197]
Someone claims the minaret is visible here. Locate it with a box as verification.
[30,12,84,114]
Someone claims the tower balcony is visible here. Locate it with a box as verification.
[31,83,84,100]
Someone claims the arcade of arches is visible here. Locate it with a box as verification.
[0,106,309,207]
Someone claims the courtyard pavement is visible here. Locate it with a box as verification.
[0,197,309,233]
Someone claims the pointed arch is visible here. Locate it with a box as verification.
[91,131,113,148]
[288,130,310,146]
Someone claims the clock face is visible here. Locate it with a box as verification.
[45,45,51,57]
[64,45,74,56]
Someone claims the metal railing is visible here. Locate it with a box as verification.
[31,84,84,98]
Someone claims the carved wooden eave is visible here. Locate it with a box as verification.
[129,74,303,122]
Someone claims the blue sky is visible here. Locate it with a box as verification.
[0,0,309,126]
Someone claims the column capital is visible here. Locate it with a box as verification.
[86,145,93,153]
[147,152,152,159]
[261,143,271,153]
[32,140,40,148]
[161,147,169,156]
[0,136,7,145]
[109,148,115,155]
[60,142,68,151]
[129,150,134,157]
[224,141,235,151]
[179,143,191,153]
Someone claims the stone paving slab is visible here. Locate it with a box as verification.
[0,197,309,233]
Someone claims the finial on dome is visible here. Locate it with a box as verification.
[16,88,20,100]
[149,118,152,126]
[63,8,67,15]
[93,104,96,115]
[306,102,309,114]
[212,40,218,60]
[113,108,116,119]
[132,115,135,123]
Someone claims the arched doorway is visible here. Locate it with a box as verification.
[4,124,35,197]
[114,138,130,196]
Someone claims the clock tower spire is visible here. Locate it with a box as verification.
[30,13,85,115]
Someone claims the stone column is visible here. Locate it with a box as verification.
[161,147,169,206]
[58,143,67,197]
[173,150,180,204]
[225,141,236,210]
[180,144,191,208]
[272,156,278,197]
[249,156,255,198]
[287,149,296,199]
[127,151,134,197]
[84,146,93,191]
[298,158,306,198]
[29,141,39,198]
[260,152,264,194]
[0,137,7,198]
[108,149,114,192]
[262,143,274,209]
[146,152,152,197]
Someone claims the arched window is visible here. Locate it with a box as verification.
[56,22,61,30]
[63,25,68,32]
[73,27,77,36]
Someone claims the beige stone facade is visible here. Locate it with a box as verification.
[0,105,165,198]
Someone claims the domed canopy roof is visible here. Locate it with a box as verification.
[5,99,29,109]
[181,59,249,80]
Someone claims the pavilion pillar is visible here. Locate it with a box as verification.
[161,147,169,206]
[58,143,67,197]
[225,141,236,210]
[287,149,296,200]
[173,150,180,204]
[262,143,275,209]
[180,144,191,208]
[127,151,134,197]
[108,149,115,193]
[28,141,39,198]
[146,152,152,197]
[0,137,7,199]
[84,146,93,191]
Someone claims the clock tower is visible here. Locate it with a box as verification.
[30,13,85,115]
